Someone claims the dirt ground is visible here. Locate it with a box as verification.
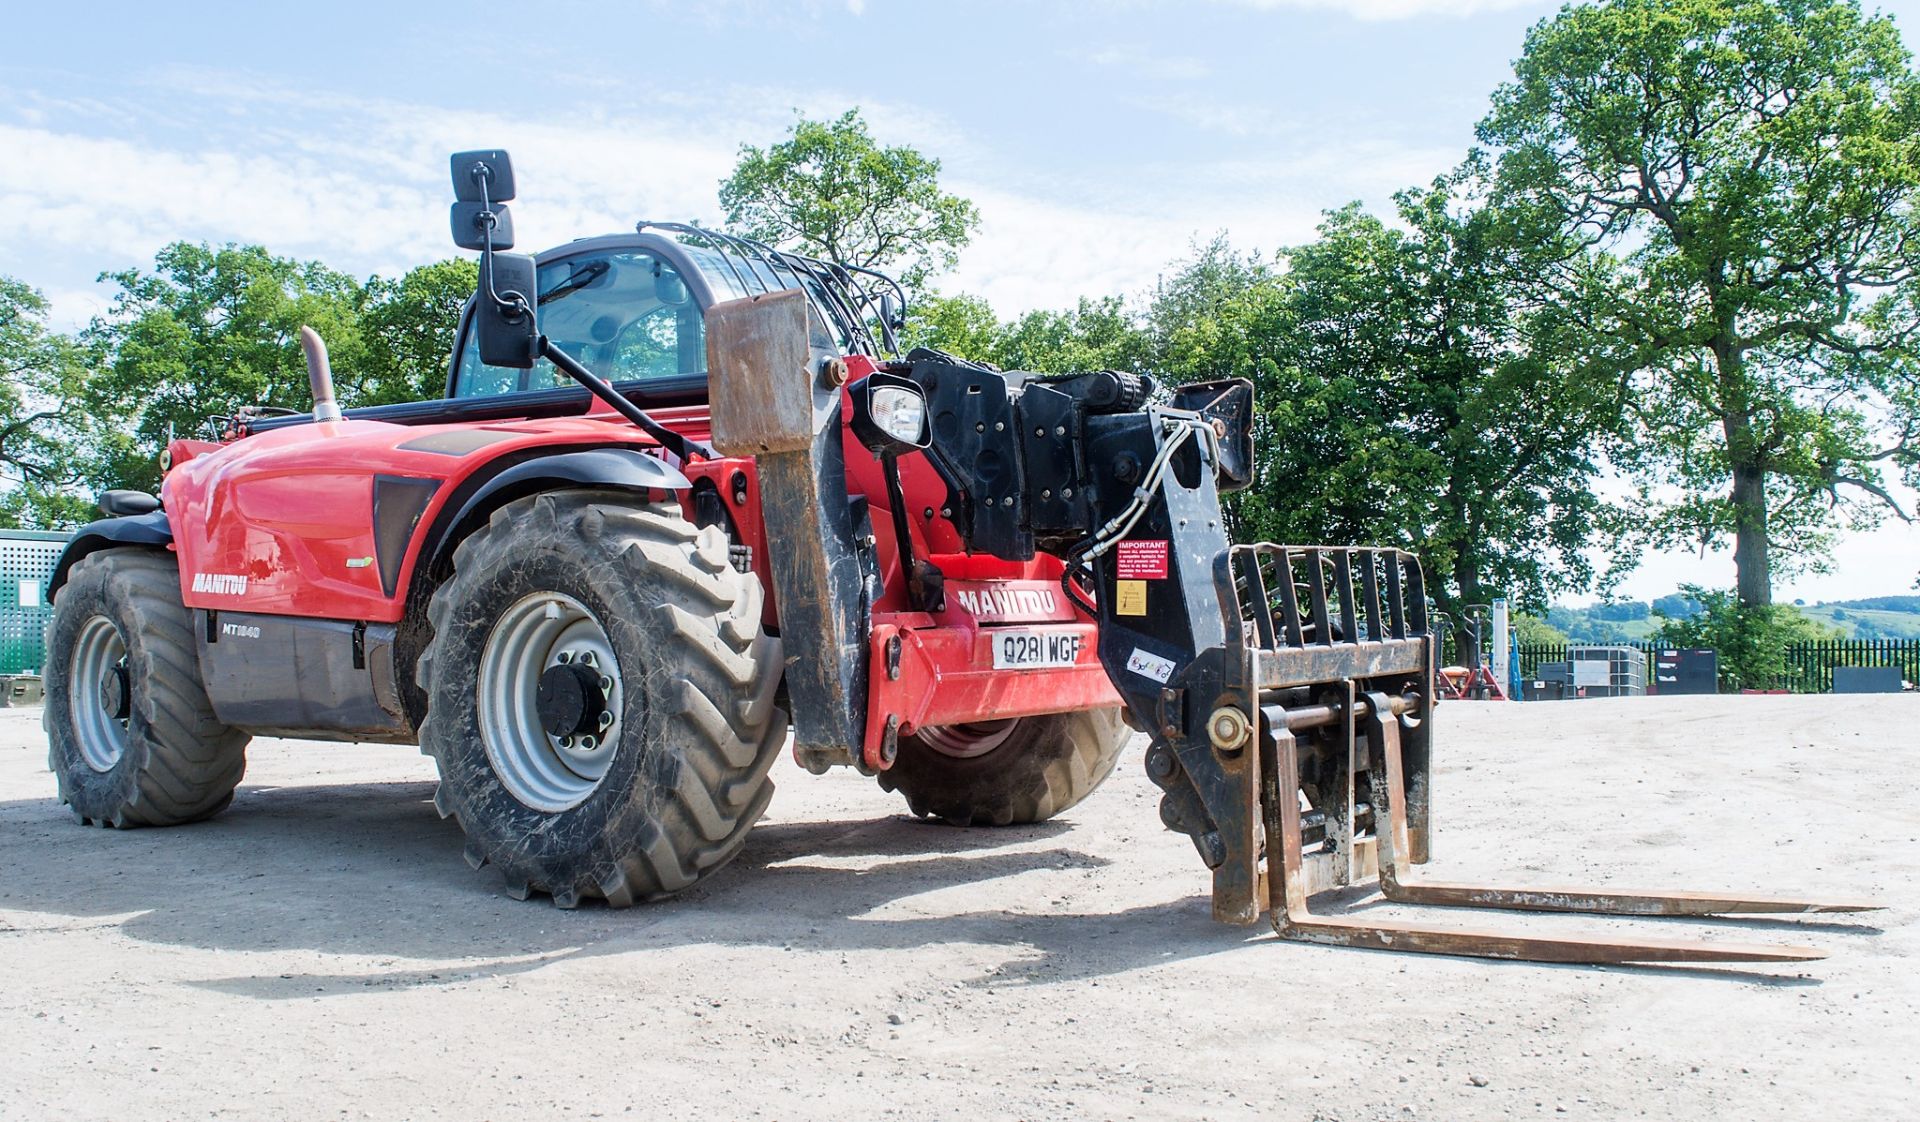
[0,694,1911,1122]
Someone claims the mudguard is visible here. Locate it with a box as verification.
[47,511,173,600]
[430,447,691,571]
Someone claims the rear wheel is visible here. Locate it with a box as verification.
[418,491,787,907]
[879,707,1132,826]
[44,549,248,826]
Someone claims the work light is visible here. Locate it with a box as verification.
[850,373,930,451]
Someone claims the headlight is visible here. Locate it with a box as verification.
[850,373,930,451]
[871,387,926,445]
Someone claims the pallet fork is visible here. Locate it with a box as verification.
[1071,410,1879,965]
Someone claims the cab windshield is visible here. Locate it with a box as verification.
[452,250,703,398]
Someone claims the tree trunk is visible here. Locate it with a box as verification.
[1729,458,1772,607]
[1714,334,1772,609]
[1451,553,1484,670]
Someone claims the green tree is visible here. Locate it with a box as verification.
[1480,0,1920,607]
[0,277,97,528]
[719,109,980,288]
[1150,191,1622,622]
[83,243,367,491]
[360,258,479,404]
[993,297,1146,374]
[1652,584,1841,689]
[1514,612,1570,646]
[903,292,1001,362]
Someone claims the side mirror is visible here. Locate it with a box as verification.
[449,148,538,368]
[475,251,541,369]
[879,293,905,332]
[451,201,513,251]
[450,150,515,202]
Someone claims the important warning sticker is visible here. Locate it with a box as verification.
[1115,540,1170,579]
[1126,647,1176,683]
[1115,579,1148,616]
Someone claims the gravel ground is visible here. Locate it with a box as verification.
[0,694,1911,1121]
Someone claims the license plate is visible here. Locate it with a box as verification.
[991,628,1084,670]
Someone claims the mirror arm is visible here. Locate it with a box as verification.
[540,339,711,463]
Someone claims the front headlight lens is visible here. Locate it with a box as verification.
[870,385,927,445]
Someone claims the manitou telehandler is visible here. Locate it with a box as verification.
[43,151,1874,964]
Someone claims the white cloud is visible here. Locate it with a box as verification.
[1,70,1455,328]
[1075,45,1213,81]
[1216,0,1545,20]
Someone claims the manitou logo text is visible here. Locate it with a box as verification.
[954,588,1057,620]
[191,573,249,596]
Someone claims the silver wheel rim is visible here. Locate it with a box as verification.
[70,615,129,772]
[477,591,626,812]
[919,718,1019,759]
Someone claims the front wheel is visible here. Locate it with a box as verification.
[417,491,787,907]
[879,707,1132,826]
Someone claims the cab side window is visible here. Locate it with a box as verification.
[452,250,704,397]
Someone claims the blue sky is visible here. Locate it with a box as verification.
[5,0,1918,602]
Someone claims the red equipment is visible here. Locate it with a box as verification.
[40,150,1874,964]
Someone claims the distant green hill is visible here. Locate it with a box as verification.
[1799,604,1920,639]
[1544,593,1920,643]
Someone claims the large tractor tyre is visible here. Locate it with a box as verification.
[43,549,249,827]
[879,707,1132,827]
[417,490,787,908]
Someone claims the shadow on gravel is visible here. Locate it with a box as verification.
[0,776,1262,995]
[1,776,1845,997]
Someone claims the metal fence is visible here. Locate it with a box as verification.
[1513,639,1920,694]
[1,531,66,677]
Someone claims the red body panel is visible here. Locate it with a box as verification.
[160,366,1117,749]
[166,405,711,621]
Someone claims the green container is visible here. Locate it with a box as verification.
[0,530,69,676]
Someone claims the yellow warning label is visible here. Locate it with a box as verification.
[1115,579,1148,616]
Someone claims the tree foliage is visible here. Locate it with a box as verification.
[719,109,979,289]
[1652,583,1842,687]
[358,259,479,405]
[1146,192,1623,617]
[0,277,96,528]
[904,293,1147,374]
[1514,612,1570,646]
[75,245,476,494]
[83,243,368,491]
[1481,0,1920,606]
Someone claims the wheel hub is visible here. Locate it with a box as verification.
[69,615,129,772]
[536,662,607,737]
[917,718,1020,759]
[477,592,627,812]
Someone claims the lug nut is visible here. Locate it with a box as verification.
[578,651,596,667]
[557,735,574,749]
[597,711,614,731]
[579,734,598,751]
[555,651,572,664]
[598,675,614,693]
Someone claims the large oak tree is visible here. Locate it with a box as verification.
[1481,0,1920,606]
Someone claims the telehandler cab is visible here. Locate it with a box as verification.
[44,150,1874,964]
